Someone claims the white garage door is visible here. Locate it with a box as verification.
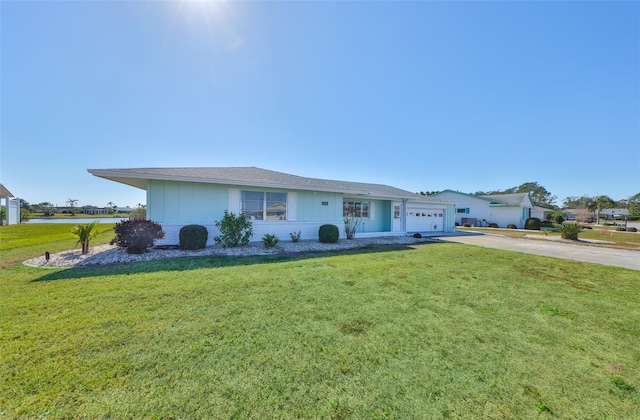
[406,207,444,233]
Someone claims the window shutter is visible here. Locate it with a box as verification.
[288,192,297,221]
[228,188,240,214]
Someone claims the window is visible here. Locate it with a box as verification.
[241,191,287,220]
[457,208,466,214]
[344,201,370,218]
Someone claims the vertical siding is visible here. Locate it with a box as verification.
[147,180,229,224]
[296,191,343,221]
[444,204,455,232]
[355,200,391,233]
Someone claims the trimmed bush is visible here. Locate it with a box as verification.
[616,227,626,232]
[179,224,208,250]
[507,224,517,229]
[524,218,541,230]
[289,231,302,242]
[488,223,499,228]
[540,221,554,228]
[462,223,471,228]
[319,224,339,243]
[413,233,422,239]
[627,227,638,232]
[111,219,165,254]
[262,234,279,248]
[214,210,253,248]
[556,222,582,240]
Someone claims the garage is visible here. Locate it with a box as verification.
[406,206,444,233]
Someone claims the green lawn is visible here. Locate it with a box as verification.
[1,225,639,418]
[459,226,640,251]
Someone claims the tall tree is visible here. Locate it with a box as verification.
[626,192,640,216]
[66,198,78,215]
[513,182,557,208]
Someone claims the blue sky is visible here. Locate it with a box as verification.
[1,0,638,208]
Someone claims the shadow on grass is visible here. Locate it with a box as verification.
[32,243,431,282]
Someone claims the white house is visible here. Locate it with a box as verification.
[600,208,629,220]
[432,190,533,229]
[88,167,456,245]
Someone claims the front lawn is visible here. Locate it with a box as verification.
[1,226,638,418]
[459,226,640,251]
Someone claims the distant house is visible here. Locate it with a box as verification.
[88,167,456,245]
[82,205,110,215]
[431,190,533,229]
[531,206,554,221]
[600,208,629,220]
[563,208,595,222]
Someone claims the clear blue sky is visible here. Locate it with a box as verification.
[1,0,638,208]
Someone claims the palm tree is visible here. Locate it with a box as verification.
[66,198,78,215]
[71,220,101,254]
[106,201,116,214]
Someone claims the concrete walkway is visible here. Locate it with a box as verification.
[436,232,640,271]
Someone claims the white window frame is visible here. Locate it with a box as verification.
[343,200,371,218]
[241,191,287,221]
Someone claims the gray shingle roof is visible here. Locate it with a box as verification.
[0,184,14,197]
[480,193,530,206]
[88,167,449,203]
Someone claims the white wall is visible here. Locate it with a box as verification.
[156,220,347,246]
[435,192,526,228]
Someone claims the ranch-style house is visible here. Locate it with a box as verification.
[89,167,456,245]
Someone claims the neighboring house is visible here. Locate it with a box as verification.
[432,190,533,229]
[563,208,595,222]
[88,167,456,245]
[600,208,629,220]
[531,206,554,221]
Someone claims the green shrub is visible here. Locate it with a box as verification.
[556,222,582,240]
[488,223,499,228]
[111,219,165,254]
[548,211,565,224]
[129,205,147,220]
[319,224,339,243]
[289,231,302,242]
[627,227,638,232]
[214,210,253,248]
[71,220,102,254]
[262,234,279,248]
[179,224,208,250]
[462,223,471,228]
[525,218,541,230]
[507,224,517,229]
[540,220,554,228]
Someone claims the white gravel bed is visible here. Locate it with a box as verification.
[23,236,433,268]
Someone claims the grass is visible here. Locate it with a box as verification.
[459,226,640,251]
[0,223,116,269]
[27,213,129,219]
[1,225,639,418]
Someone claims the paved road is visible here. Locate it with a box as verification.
[439,233,640,271]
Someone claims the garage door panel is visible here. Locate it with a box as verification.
[407,207,444,232]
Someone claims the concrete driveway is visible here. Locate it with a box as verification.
[438,232,640,271]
